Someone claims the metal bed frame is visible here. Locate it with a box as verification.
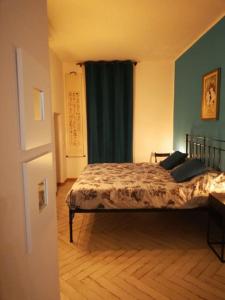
[69,134,225,243]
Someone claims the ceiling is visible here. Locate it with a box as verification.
[48,0,225,62]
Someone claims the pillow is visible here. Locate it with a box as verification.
[160,151,187,170]
[171,158,207,182]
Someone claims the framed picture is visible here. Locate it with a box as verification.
[201,68,220,120]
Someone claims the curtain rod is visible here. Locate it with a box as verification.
[76,61,138,67]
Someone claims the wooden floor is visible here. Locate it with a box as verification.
[57,181,225,300]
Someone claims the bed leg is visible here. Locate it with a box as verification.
[69,209,75,243]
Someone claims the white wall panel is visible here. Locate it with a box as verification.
[23,153,54,253]
[16,48,52,150]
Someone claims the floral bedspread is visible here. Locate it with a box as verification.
[66,163,225,210]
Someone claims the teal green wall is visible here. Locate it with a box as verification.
[174,17,225,152]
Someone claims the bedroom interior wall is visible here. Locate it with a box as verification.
[49,50,67,183]
[62,60,175,178]
[174,16,225,152]
[133,61,174,162]
[0,1,60,299]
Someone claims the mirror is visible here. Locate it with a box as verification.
[38,179,48,212]
[33,88,45,120]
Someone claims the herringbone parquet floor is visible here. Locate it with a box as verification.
[57,181,225,300]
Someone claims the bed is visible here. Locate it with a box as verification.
[67,134,225,242]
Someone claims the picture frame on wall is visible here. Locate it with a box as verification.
[201,68,220,120]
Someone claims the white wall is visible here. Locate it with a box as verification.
[0,1,60,299]
[134,61,174,163]
[49,50,67,183]
[63,62,88,178]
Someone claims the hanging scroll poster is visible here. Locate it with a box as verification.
[65,72,84,157]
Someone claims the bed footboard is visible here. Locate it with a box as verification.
[68,207,208,243]
[69,208,75,243]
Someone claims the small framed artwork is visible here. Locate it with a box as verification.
[201,68,221,120]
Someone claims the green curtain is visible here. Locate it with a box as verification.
[85,60,133,163]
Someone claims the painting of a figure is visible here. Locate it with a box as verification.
[201,68,220,120]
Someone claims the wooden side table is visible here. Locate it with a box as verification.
[207,193,225,262]
[154,152,170,163]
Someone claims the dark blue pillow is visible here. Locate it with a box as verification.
[171,158,207,182]
[160,151,187,170]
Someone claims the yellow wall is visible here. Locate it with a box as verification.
[0,1,59,299]
[134,61,174,162]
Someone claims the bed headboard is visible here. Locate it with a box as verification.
[186,134,225,171]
